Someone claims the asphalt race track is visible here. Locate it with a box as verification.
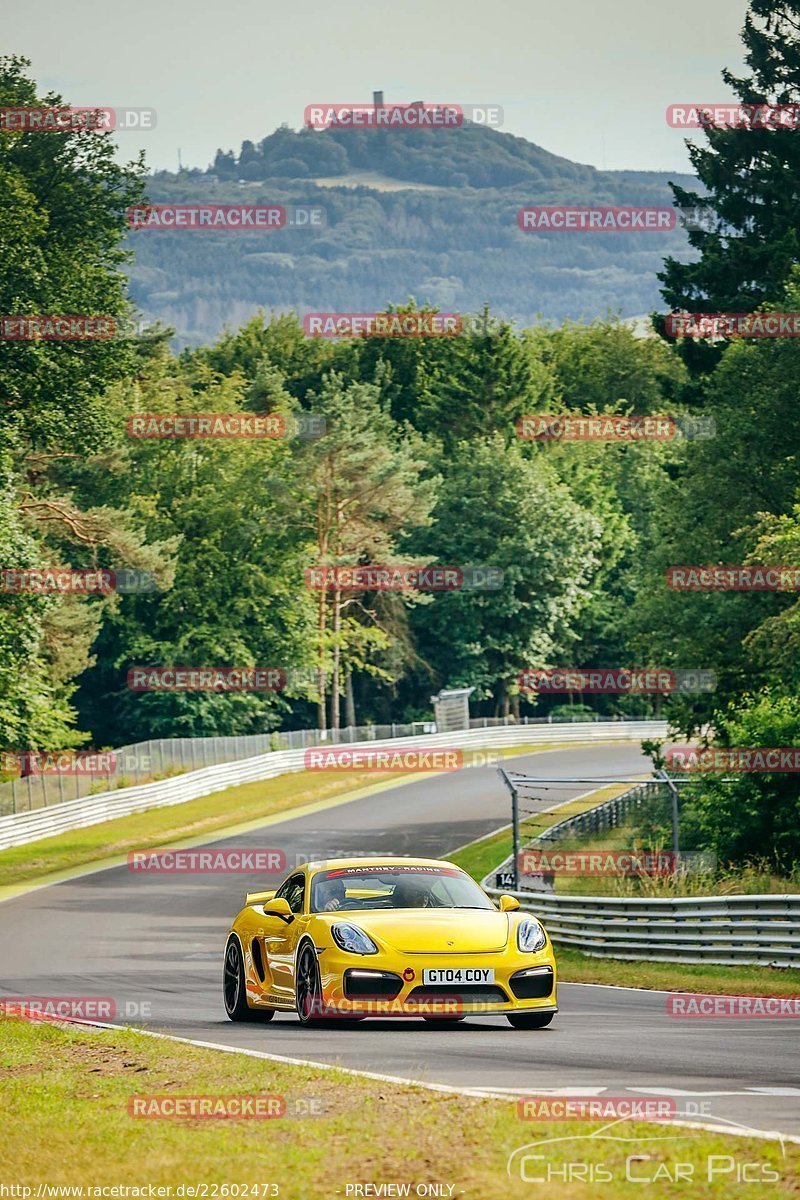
[1,743,799,1140]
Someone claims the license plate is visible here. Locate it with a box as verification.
[422,968,495,985]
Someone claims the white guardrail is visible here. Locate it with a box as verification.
[483,886,800,969]
[483,782,800,969]
[0,721,665,852]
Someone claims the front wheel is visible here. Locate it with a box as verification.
[507,1011,554,1029]
[295,944,327,1027]
[223,937,274,1022]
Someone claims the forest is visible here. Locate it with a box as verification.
[2,0,800,869]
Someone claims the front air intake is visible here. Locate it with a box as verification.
[251,938,265,982]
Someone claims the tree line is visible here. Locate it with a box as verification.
[2,0,800,869]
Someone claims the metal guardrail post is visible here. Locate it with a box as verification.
[497,768,520,890]
[511,782,520,890]
[658,769,681,856]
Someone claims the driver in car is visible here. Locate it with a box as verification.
[316,876,347,911]
[392,876,431,908]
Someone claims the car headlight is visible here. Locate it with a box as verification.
[332,923,379,955]
[517,918,547,953]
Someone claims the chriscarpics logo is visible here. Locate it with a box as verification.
[507,1118,784,1185]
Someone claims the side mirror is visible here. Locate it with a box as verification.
[262,896,293,921]
[498,894,520,912]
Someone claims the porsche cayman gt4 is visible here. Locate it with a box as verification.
[223,856,557,1028]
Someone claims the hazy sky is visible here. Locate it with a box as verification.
[8,0,750,174]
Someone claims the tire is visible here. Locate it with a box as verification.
[295,943,327,1027]
[223,936,274,1022]
[507,1011,555,1029]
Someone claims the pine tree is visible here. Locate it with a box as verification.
[657,1,800,371]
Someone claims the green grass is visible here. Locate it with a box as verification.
[0,740,588,892]
[0,1017,794,1198]
[548,827,800,898]
[0,769,381,891]
[451,825,515,882]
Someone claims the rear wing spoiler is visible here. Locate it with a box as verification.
[246,888,276,906]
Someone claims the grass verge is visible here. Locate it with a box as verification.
[0,769,382,892]
[0,741,587,893]
[549,828,800,898]
[0,1017,795,1198]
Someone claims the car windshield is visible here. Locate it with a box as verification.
[310,865,495,913]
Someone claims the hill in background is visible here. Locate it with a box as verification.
[127,120,699,347]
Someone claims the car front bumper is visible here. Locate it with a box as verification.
[317,947,557,1017]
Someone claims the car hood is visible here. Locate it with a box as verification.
[326,909,511,954]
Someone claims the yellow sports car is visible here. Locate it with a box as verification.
[223,856,557,1028]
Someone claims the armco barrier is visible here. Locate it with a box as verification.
[484,782,800,968]
[0,721,665,851]
[483,885,800,968]
[0,723,438,815]
[0,714,647,816]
